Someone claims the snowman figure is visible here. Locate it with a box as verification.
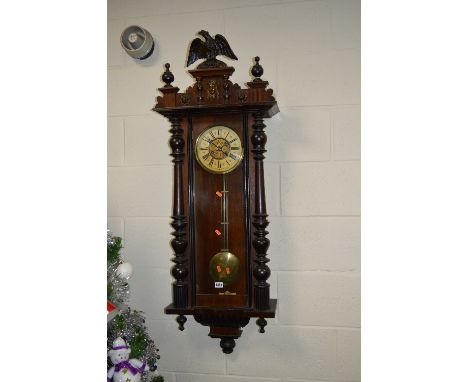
[108,337,149,382]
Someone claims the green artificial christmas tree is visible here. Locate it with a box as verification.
[107,231,164,382]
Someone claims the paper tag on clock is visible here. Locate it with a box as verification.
[214,282,224,288]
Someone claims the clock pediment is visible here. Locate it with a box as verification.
[153,59,277,116]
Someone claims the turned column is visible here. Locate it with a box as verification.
[169,114,188,309]
[251,111,271,310]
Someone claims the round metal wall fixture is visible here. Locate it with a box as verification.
[120,25,155,60]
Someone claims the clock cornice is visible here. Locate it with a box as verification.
[153,59,278,118]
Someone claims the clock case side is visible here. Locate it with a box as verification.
[153,60,278,353]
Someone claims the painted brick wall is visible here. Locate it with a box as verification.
[108,1,360,381]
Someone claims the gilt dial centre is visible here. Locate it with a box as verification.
[209,138,231,160]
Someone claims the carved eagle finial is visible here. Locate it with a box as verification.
[186,30,238,67]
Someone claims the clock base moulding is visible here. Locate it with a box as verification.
[165,299,277,354]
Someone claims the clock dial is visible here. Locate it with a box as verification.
[195,126,243,174]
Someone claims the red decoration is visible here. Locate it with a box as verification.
[107,301,119,322]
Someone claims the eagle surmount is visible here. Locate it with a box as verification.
[186,30,238,68]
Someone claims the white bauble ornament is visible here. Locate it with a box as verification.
[108,337,149,382]
[116,262,133,279]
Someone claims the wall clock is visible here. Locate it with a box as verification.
[153,31,279,354]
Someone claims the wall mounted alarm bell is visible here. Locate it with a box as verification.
[120,25,155,60]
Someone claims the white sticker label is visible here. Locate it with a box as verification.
[214,282,224,288]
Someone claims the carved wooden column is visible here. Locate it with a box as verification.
[251,111,271,311]
[248,57,272,315]
[169,114,188,311]
[159,64,189,328]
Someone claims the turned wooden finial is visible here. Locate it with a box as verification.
[251,56,264,79]
[162,63,175,87]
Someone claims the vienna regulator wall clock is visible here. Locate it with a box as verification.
[153,30,279,354]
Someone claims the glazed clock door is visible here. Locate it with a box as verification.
[192,114,248,308]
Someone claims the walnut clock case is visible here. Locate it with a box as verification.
[153,31,279,354]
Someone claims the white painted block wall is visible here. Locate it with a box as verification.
[108,1,360,381]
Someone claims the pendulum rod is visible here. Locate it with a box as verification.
[221,174,229,252]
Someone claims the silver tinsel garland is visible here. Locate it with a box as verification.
[107,309,161,377]
[107,261,130,307]
[107,231,161,381]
